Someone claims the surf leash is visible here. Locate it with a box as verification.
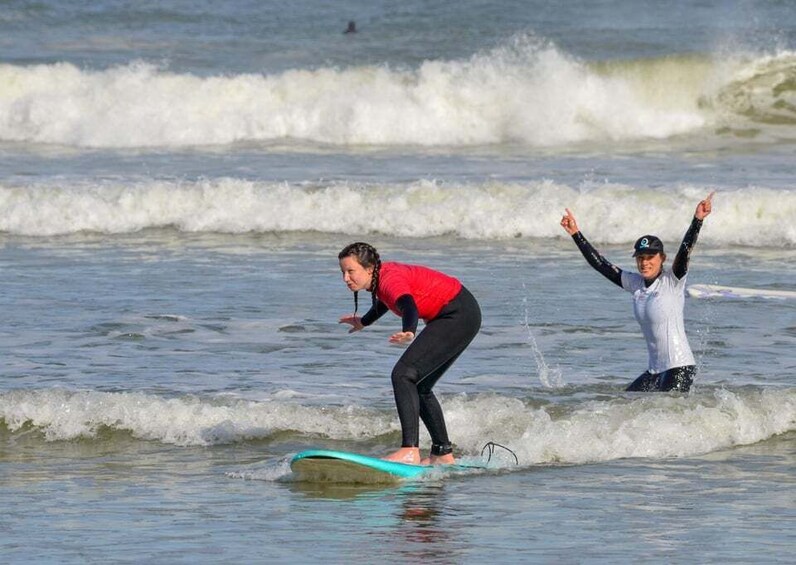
[480,441,519,465]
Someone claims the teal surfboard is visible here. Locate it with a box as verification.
[290,449,485,484]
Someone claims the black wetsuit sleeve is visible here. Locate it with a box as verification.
[571,231,623,288]
[672,216,703,280]
[360,300,389,327]
[395,294,419,334]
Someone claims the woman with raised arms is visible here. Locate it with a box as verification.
[560,193,714,392]
[338,242,481,465]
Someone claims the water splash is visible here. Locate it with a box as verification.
[521,283,564,388]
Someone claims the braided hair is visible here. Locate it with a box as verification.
[338,242,381,316]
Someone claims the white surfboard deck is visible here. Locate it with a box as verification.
[687,284,796,300]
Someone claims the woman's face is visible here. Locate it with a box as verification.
[635,252,665,281]
[339,256,374,292]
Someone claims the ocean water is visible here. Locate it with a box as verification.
[1,1,795,562]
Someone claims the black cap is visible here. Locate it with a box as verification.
[633,235,664,256]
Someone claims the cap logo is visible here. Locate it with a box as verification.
[639,238,649,248]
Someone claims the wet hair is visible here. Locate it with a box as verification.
[338,242,381,315]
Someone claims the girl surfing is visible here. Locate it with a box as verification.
[338,242,481,465]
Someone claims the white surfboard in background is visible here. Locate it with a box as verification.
[687,284,796,300]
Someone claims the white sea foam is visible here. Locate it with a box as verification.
[485,389,796,464]
[1,178,793,246]
[0,389,395,446]
[1,388,793,466]
[0,41,793,148]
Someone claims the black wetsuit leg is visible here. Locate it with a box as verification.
[390,286,481,448]
[656,365,696,392]
[626,365,696,392]
[626,371,658,392]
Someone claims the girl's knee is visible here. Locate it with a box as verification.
[391,360,419,386]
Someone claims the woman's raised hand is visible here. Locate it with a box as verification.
[560,208,579,235]
[695,191,715,220]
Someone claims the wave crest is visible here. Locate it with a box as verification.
[2,388,793,464]
[1,179,793,246]
[1,42,794,148]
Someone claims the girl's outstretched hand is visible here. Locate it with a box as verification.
[389,331,415,344]
[695,191,715,220]
[339,315,364,333]
[560,208,579,235]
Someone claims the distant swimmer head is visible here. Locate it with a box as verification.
[632,235,664,257]
[344,21,357,34]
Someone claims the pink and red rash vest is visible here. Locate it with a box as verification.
[377,262,462,322]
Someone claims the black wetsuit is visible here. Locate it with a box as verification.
[361,287,481,454]
[571,217,703,392]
